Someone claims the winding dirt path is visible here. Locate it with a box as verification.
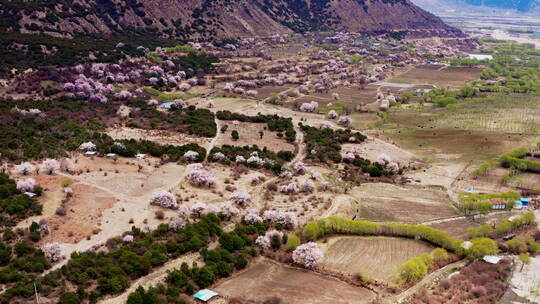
[205,116,222,161]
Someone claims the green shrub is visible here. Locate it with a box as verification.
[395,257,428,284]
[506,237,528,254]
[303,222,324,241]
[500,148,540,173]
[432,248,448,264]
[467,224,493,239]
[385,222,462,253]
[317,217,381,236]
[466,238,499,260]
[418,253,434,267]
[301,125,366,163]
[58,292,80,304]
[495,220,513,235]
[299,217,462,254]
[285,234,301,252]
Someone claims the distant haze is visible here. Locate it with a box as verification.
[411,0,540,14]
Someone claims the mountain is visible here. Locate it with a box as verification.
[411,0,540,13]
[0,0,462,40]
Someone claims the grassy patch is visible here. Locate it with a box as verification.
[376,94,540,161]
[143,87,197,102]
[319,101,347,116]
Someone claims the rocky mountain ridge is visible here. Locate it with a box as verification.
[0,0,462,39]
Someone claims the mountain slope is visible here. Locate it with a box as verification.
[0,0,461,39]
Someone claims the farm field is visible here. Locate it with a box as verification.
[319,236,435,283]
[379,100,539,163]
[389,66,482,87]
[294,86,381,106]
[431,95,540,135]
[427,212,516,238]
[212,258,377,303]
[350,183,456,223]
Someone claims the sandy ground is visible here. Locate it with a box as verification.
[43,183,118,243]
[342,137,421,167]
[15,174,116,244]
[492,29,540,49]
[15,156,191,270]
[405,163,464,190]
[505,210,540,303]
[106,127,210,147]
[173,163,273,207]
[22,175,66,220]
[319,236,435,283]
[508,256,540,304]
[212,257,376,304]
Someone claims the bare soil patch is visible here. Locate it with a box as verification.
[212,257,376,304]
[215,121,295,151]
[350,183,455,223]
[319,236,435,283]
[42,183,118,243]
[257,85,292,99]
[175,163,273,209]
[342,137,421,167]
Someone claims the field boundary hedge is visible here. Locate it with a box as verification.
[300,216,464,254]
[500,147,540,173]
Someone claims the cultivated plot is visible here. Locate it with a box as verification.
[213,258,376,304]
[319,236,435,283]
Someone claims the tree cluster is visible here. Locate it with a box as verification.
[301,125,366,163]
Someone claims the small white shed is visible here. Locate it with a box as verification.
[194,289,219,302]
